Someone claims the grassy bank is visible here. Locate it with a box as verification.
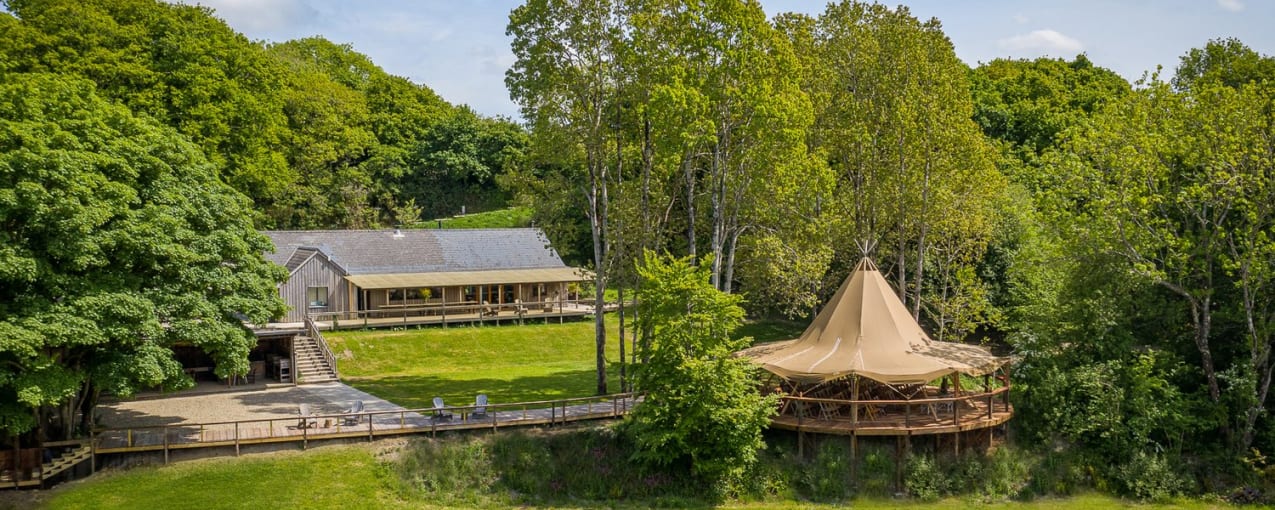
[38,431,1237,510]
[415,207,533,229]
[325,317,805,409]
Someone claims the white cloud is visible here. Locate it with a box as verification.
[1217,0,1245,12]
[997,29,1084,56]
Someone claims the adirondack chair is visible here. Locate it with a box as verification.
[342,400,364,426]
[432,397,453,421]
[473,394,489,419]
[297,403,317,429]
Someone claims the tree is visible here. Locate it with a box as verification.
[0,72,287,441]
[508,0,627,394]
[1173,37,1275,92]
[788,1,1004,334]
[625,251,777,486]
[1058,73,1275,454]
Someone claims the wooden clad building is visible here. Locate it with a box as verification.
[263,228,586,324]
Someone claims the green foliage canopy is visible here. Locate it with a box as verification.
[625,252,777,487]
[0,72,286,438]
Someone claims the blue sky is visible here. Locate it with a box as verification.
[179,0,1274,119]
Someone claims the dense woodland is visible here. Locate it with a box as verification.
[1,0,1274,499]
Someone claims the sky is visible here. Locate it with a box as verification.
[177,0,1275,120]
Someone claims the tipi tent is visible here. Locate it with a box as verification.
[743,258,1007,385]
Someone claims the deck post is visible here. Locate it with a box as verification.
[163,426,169,464]
[894,436,902,493]
[849,433,857,482]
[302,422,308,450]
[90,426,96,474]
[369,414,374,442]
[234,422,240,457]
[954,430,960,457]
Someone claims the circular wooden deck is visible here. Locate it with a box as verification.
[769,387,1012,437]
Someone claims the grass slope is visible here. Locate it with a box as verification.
[325,317,807,409]
[42,446,409,510]
[38,441,1234,510]
[327,320,624,408]
[415,207,532,229]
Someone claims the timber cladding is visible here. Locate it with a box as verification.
[280,252,347,322]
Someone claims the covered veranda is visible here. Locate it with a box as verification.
[313,267,591,329]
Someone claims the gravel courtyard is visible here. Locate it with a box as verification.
[98,382,419,428]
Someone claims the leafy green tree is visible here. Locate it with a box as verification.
[1055,72,1275,455]
[508,0,627,394]
[969,55,1131,184]
[625,251,777,487]
[2,0,295,221]
[786,1,1004,334]
[1173,37,1275,92]
[0,72,286,441]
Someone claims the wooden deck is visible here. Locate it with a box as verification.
[770,387,1012,436]
[308,302,594,331]
[93,393,638,456]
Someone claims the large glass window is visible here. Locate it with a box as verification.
[307,287,328,308]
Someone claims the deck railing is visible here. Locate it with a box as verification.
[92,393,639,457]
[308,298,596,330]
[778,385,1010,433]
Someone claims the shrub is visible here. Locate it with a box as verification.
[795,440,853,502]
[905,454,948,501]
[1115,451,1186,501]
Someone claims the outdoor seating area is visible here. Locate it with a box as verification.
[740,257,1012,438]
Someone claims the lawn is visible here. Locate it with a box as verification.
[40,446,409,510]
[413,207,533,229]
[36,442,1236,510]
[326,319,626,409]
[324,316,806,410]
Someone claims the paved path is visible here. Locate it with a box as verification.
[95,383,636,452]
[99,382,421,428]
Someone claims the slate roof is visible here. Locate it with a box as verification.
[262,228,567,275]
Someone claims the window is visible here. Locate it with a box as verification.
[307,287,328,308]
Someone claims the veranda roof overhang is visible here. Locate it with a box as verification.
[344,267,588,290]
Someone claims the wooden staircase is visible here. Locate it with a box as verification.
[41,444,92,481]
[294,335,337,384]
[1,442,92,489]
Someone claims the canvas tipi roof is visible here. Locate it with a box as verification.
[742,258,1008,385]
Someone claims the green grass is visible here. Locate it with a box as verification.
[39,440,1237,510]
[325,316,807,409]
[327,319,626,408]
[413,207,532,229]
[42,445,412,510]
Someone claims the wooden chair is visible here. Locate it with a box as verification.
[432,397,453,421]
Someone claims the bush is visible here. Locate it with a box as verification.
[1115,451,1186,501]
[905,454,948,501]
[795,440,853,502]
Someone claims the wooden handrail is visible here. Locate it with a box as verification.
[779,385,1009,407]
[303,315,339,379]
[94,392,639,434]
[306,298,604,326]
